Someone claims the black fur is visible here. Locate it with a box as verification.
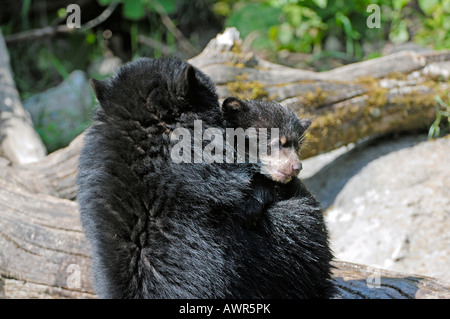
[222,97,308,224]
[222,97,335,297]
[77,57,335,298]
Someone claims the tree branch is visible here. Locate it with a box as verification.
[5,1,119,43]
[152,1,198,57]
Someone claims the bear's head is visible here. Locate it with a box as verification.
[89,57,219,123]
[222,97,311,183]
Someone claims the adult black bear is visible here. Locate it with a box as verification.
[77,57,335,298]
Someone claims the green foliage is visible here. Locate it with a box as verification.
[225,2,281,50]
[1,0,203,151]
[223,0,450,58]
[99,0,178,20]
[95,0,183,58]
[3,0,449,151]
[9,31,103,100]
[268,4,327,53]
[36,117,92,153]
[428,95,450,140]
[415,0,450,50]
[223,0,380,58]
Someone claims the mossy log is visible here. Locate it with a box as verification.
[1,28,450,299]
[189,28,450,158]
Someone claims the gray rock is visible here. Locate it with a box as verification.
[23,70,94,152]
[302,135,450,282]
[302,135,426,209]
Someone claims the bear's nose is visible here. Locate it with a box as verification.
[291,162,302,176]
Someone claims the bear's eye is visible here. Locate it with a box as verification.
[269,137,293,149]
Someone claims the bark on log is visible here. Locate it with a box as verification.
[1,174,449,299]
[0,134,84,200]
[0,178,94,299]
[189,28,450,158]
[1,28,450,299]
[1,175,449,299]
[4,28,449,200]
[0,30,47,164]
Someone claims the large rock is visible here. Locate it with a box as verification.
[302,135,450,282]
[23,70,94,152]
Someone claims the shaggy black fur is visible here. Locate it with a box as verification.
[221,97,313,225]
[77,57,335,298]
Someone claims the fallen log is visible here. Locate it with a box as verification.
[189,28,450,158]
[0,31,47,164]
[1,178,449,299]
[1,28,450,299]
[1,137,450,299]
[0,178,94,299]
[4,28,449,200]
[4,30,448,198]
[0,134,84,200]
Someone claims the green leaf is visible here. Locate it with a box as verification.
[123,0,146,20]
[85,33,96,44]
[389,20,409,43]
[418,0,440,15]
[149,0,178,14]
[97,0,113,6]
[57,8,67,18]
[212,1,231,16]
[278,23,294,45]
[392,0,410,11]
[226,3,282,38]
[312,0,327,9]
[283,4,302,27]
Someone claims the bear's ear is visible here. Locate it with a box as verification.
[222,97,248,114]
[177,63,197,98]
[300,118,311,130]
[90,78,108,103]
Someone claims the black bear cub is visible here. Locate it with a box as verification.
[77,56,335,299]
[222,97,316,227]
[221,97,335,297]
